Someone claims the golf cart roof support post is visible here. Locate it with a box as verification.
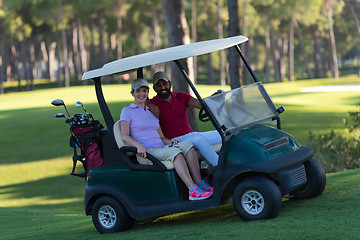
[173,59,225,144]
[137,68,143,79]
[234,44,259,83]
[94,77,114,129]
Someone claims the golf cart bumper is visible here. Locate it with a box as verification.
[223,145,313,193]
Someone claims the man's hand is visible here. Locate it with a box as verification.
[146,103,160,118]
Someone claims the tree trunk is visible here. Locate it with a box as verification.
[49,42,57,82]
[27,38,35,90]
[151,3,161,72]
[191,0,197,84]
[77,17,87,72]
[326,0,339,78]
[264,27,271,82]
[10,44,21,90]
[227,0,241,89]
[0,40,4,94]
[20,41,29,89]
[97,10,107,69]
[116,0,123,60]
[294,19,312,79]
[217,0,225,86]
[161,0,197,131]
[208,53,214,84]
[278,37,287,81]
[345,1,360,75]
[89,19,96,71]
[288,17,294,81]
[109,32,115,60]
[242,0,251,85]
[270,28,281,82]
[72,21,82,80]
[40,39,50,80]
[311,25,322,78]
[59,0,70,87]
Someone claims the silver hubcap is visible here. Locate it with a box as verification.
[98,205,117,229]
[241,190,264,215]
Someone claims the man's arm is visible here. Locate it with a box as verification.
[146,102,160,118]
[188,98,202,109]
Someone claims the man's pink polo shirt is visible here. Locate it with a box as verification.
[148,92,193,139]
[120,103,164,149]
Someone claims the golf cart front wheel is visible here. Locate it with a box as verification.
[290,159,326,200]
[92,196,134,233]
[233,176,282,221]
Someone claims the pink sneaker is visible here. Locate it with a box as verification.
[197,180,213,192]
[189,185,212,200]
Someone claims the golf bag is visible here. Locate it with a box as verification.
[70,120,104,178]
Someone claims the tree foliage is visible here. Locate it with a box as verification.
[0,0,359,93]
[309,103,360,173]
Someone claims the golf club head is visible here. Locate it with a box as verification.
[51,99,65,106]
[75,101,87,113]
[75,101,83,107]
[55,113,66,118]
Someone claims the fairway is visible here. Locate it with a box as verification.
[1,77,360,239]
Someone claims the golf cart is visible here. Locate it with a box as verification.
[76,35,326,233]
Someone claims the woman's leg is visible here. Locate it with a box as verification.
[184,147,202,184]
[173,153,195,189]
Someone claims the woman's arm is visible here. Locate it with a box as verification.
[120,120,147,158]
[158,127,180,145]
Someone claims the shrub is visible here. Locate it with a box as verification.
[309,104,360,173]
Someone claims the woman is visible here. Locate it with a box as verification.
[120,78,212,200]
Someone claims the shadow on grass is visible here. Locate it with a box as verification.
[0,174,85,212]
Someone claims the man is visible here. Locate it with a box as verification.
[147,71,221,166]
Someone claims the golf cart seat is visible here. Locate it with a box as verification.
[113,120,174,170]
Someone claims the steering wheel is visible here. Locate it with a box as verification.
[199,108,210,122]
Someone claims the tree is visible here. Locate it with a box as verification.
[227,0,241,89]
[344,0,360,75]
[217,0,226,86]
[59,0,70,87]
[325,0,340,79]
[161,0,197,130]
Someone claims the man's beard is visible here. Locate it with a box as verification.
[157,88,171,99]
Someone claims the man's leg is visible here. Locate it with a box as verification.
[199,130,222,145]
[175,132,219,166]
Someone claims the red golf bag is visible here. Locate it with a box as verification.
[70,120,104,178]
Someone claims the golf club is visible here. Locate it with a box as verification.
[75,101,87,113]
[55,113,66,119]
[51,99,71,117]
[75,101,93,120]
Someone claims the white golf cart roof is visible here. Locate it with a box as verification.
[81,35,248,81]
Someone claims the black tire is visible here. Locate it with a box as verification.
[233,176,282,221]
[92,196,134,234]
[290,159,326,200]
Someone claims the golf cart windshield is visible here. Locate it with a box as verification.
[204,82,279,136]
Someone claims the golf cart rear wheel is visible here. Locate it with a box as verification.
[290,159,326,200]
[92,196,134,233]
[233,176,282,221]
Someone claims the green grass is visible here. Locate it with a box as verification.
[1,77,360,239]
